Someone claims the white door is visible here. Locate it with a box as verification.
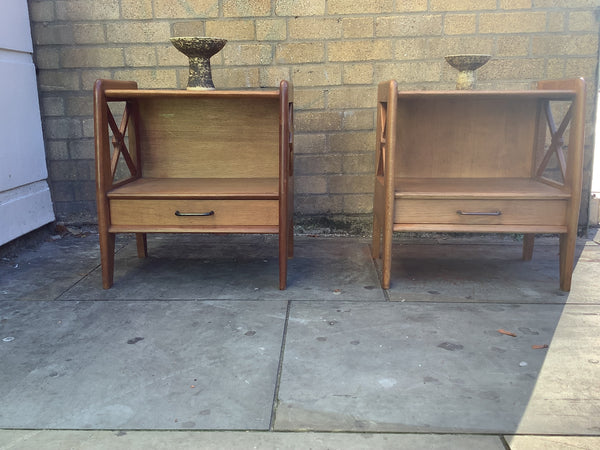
[0,0,54,245]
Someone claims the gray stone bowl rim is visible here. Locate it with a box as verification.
[445,54,492,71]
[169,37,227,57]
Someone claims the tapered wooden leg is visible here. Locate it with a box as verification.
[372,214,381,259]
[559,232,576,292]
[522,233,535,261]
[381,221,393,290]
[136,233,147,258]
[99,232,115,289]
[279,230,288,290]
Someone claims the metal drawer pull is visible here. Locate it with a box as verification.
[174,210,215,217]
[456,210,502,216]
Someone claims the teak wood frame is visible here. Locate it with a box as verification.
[94,79,294,289]
[372,78,586,291]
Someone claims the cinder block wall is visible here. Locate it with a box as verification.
[28,0,599,230]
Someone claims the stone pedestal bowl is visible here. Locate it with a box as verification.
[170,37,227,90]
[445,54,491,90]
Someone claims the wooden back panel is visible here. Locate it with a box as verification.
[395,96,539,178]
[134,96,279,178]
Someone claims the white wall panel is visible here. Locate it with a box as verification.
[0,0,54,245]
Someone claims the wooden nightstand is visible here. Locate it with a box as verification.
[372,78,585,291]
[94,80,294,289]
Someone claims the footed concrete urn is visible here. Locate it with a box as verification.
[445,54,491,90]
[170,37,227,90]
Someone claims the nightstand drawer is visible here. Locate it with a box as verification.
[394,199,567,226]
[110,199,279,227]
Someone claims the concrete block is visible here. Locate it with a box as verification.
[44,118,83,140]
[328,0,393,14]
[61,48,124,68]
[223,0,271,17]
[499,0,532,8]
[48,160,91,181]
[291,64,342,87]
[68,139,94,160]
[113,69,176,88]
[28,1,55,22]
[256,19,287,41]
[106,22,171,44]
[532,35,599,56]
[342,153,375,174]
[342,109,375,131]
[223,43,272,65]
[276,42,325,64]
[342,17,375,38]
[328,40,394,62]
[125,46,158,67]
[81,70,112,90]
[293,88,326,109]
[329,175,373,195]
[395,0,428,12]
[295,154,343,175]
[295,176,328,194]
[33,46,60,70]
[547,11,566,32]
[121,0,153,19]
[342,63,374,85]
[376,61,442,83]
[444,14,477,35]
[55,0,120,21]
[430,0,496,11]
[375,15,443,37]
[328,86,375,109]
[296,194,344,214]
[479,12,547,33]
[46,141,70,160]
[73,23,106,44]
[274,0,325,17]
[41,96,65,117]
[343,194,373,213]
[259,66,292,88]
[289,18,342,40]
[154,0,219,18]
[32,23,74,46]
[211,67,260,88]
[293,133,327,155]
[171,20,206,37]
[329,131,373,153]
[205,20,256,40]
[496,36,530,57]
[295,110,343,132]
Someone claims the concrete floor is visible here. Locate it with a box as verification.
[0,228,599,449]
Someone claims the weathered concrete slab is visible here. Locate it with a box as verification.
[1,230,598,445]
[276,301,599,434]
[568,244,600,302]
[60,235,384,301]
[381,239,596,304]
[511,303,600,435]
[0,300,286,430]
[506,435,600,449]
[0,233,127,301]
[0,430,506,450]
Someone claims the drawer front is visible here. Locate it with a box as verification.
[394,199,567,226]
[110,199,279,226]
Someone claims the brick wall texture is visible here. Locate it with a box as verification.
[28,0,600,228]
